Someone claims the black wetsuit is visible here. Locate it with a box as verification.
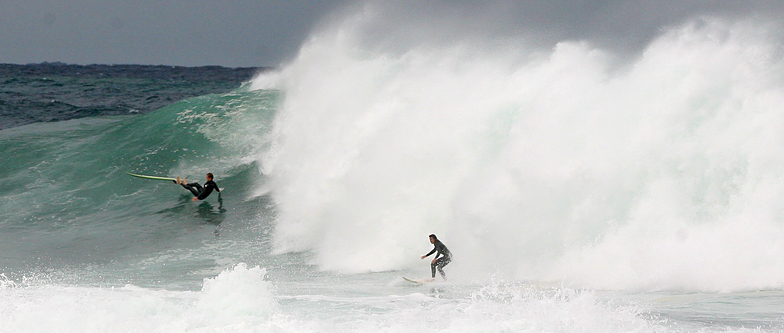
[182,180,220,200]
[424,239,452,279]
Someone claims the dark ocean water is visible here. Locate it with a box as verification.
[0,63,263,129]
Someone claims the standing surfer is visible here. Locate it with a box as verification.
[177,173,220,201]
[421,234,452,280]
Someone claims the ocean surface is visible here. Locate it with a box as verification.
[4,15,784,333]
[0,63,260,130]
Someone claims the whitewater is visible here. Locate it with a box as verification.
[3,11,784,333]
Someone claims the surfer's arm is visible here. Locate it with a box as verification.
[421,248,436,259]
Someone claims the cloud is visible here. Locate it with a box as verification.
[0,0,354,67]
[1,0,782,66]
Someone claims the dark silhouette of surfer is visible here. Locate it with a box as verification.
[176,173,220,201]
[421,234,452,280]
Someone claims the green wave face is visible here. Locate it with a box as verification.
[0,88,279,281]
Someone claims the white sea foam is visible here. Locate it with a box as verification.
[0,265,670,333]
[0,264,280,333]
[254,11,784,292]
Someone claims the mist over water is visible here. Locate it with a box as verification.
[255,15,784,291]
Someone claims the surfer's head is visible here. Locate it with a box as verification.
[207,173,214,181]
[429,234,438,243]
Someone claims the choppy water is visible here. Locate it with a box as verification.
[0,63,259,129]
[4,11,784,333]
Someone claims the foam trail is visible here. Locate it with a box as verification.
[255,13,784,291]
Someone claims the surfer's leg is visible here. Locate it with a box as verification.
[435,257,450,279]
[189,183,204,196]
[181,182,203,197]
[430,261,437,278]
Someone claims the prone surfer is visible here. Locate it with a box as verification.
[177,173,220,201]
[421,234,452,280]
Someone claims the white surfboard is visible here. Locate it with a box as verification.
[402,277,434,284]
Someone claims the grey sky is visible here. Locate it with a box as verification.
[1,0,782,68]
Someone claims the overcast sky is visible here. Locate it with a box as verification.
[1,0,782,68]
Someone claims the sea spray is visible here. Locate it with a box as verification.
[194,264,277,327]
[256,14,784,291]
